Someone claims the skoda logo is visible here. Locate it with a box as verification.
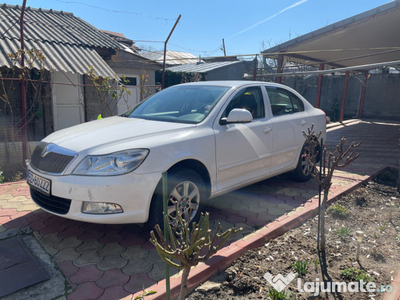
[41,146,49,157]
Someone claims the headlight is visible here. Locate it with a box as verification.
[73,149,149,176]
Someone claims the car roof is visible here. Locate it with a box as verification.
[174,81,289,89]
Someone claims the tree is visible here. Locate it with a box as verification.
[302,126,361,252]
[150,203,242,300]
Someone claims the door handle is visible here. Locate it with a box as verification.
[263,127,272,134]
[301,120,307,126]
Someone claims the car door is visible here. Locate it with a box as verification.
[265,86,310,173]
[213,86,274,191]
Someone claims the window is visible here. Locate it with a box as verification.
[265,87,304,117]
[123,85,229,124]
[223,86,265,119]
[123,77,137,86]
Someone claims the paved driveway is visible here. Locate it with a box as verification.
[0,119,399,300]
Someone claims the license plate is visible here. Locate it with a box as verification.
[27,171,51,196]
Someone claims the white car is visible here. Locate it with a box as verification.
[27,81,326,226]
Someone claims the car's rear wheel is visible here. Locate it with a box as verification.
[290,145,315,182]
[147,168,204,230]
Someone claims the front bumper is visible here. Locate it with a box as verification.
[28,164,161,224]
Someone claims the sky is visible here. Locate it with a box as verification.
[5,0,393,59]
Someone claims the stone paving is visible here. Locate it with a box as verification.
[0,119,399,300]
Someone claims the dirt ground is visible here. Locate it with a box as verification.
[187,168,400,300]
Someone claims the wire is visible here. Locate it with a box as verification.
[168,43,211,54]
[0,18,18,39]
[55,0,176,21]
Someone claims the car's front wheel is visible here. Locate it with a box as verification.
[147,168,205,230]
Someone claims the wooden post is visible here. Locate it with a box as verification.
[315,64,324,108]
[357,71,369,119]
[339,71,350,123]
[275,55,283,84]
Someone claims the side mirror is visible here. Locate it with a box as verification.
[220,108,253,125]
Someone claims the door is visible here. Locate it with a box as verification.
[265,86,309,172]
[52,72,84,131]
[117,76,139,114]
[213,86,274,191]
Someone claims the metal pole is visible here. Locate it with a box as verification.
[19,0,28,161]
[161,15,181,90]
[339,71,350,122]
[162,172,171,300]
[252,55,258,81]
[275,55,283,84]
[317,138,323,252]
[315,64,324,108]
[357,71,369,119]
[222,38,226,56]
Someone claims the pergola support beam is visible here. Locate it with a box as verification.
[358,71,369,118]
[339,71,350,122]
[315,63,324,108]
[275,55,284,84]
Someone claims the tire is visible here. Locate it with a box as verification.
[290,144,315,182]
[147,168,205,230]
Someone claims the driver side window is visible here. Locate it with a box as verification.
[223,86,265,119]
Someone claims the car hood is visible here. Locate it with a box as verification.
[43,116,196,153]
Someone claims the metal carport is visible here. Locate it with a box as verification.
[260,0,400,122]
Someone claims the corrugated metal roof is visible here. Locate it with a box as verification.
[261,0,400,69]
[167,61,243,73]
[0,39,116,77]
[142,51,200,65]
[0,3,119,77]
[0,4,122,49]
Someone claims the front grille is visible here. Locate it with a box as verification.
[31,142,76,174]
[30,188,71,215]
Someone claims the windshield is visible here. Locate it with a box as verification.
[121,85,230,124]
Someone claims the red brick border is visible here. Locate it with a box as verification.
[130,166,395,300]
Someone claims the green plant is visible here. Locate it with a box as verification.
[150,204,242,300]
[396,234,400,245]
[139,68,152,101]
[11,171,22,182]
[314,258,319,271]
[327,204,350,219]
[133,285,156,299]
[268,288,287,300]
[86,65,131,117]
[378,222,386,232]
[0,167,4,184]
[291,260,309,277]
[341,268,373,283]
[374,233,379,238]
[337,226,353,240]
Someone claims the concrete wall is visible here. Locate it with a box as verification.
[283,73,400,121]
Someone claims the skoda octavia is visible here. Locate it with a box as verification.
[27,81,326,227]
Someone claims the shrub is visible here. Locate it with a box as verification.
[327,204,350,219]
[268,288,287,300]
[291,260,309,277]
[0,167,4,184]
[341,268,373,283]
[337,226,352,240]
